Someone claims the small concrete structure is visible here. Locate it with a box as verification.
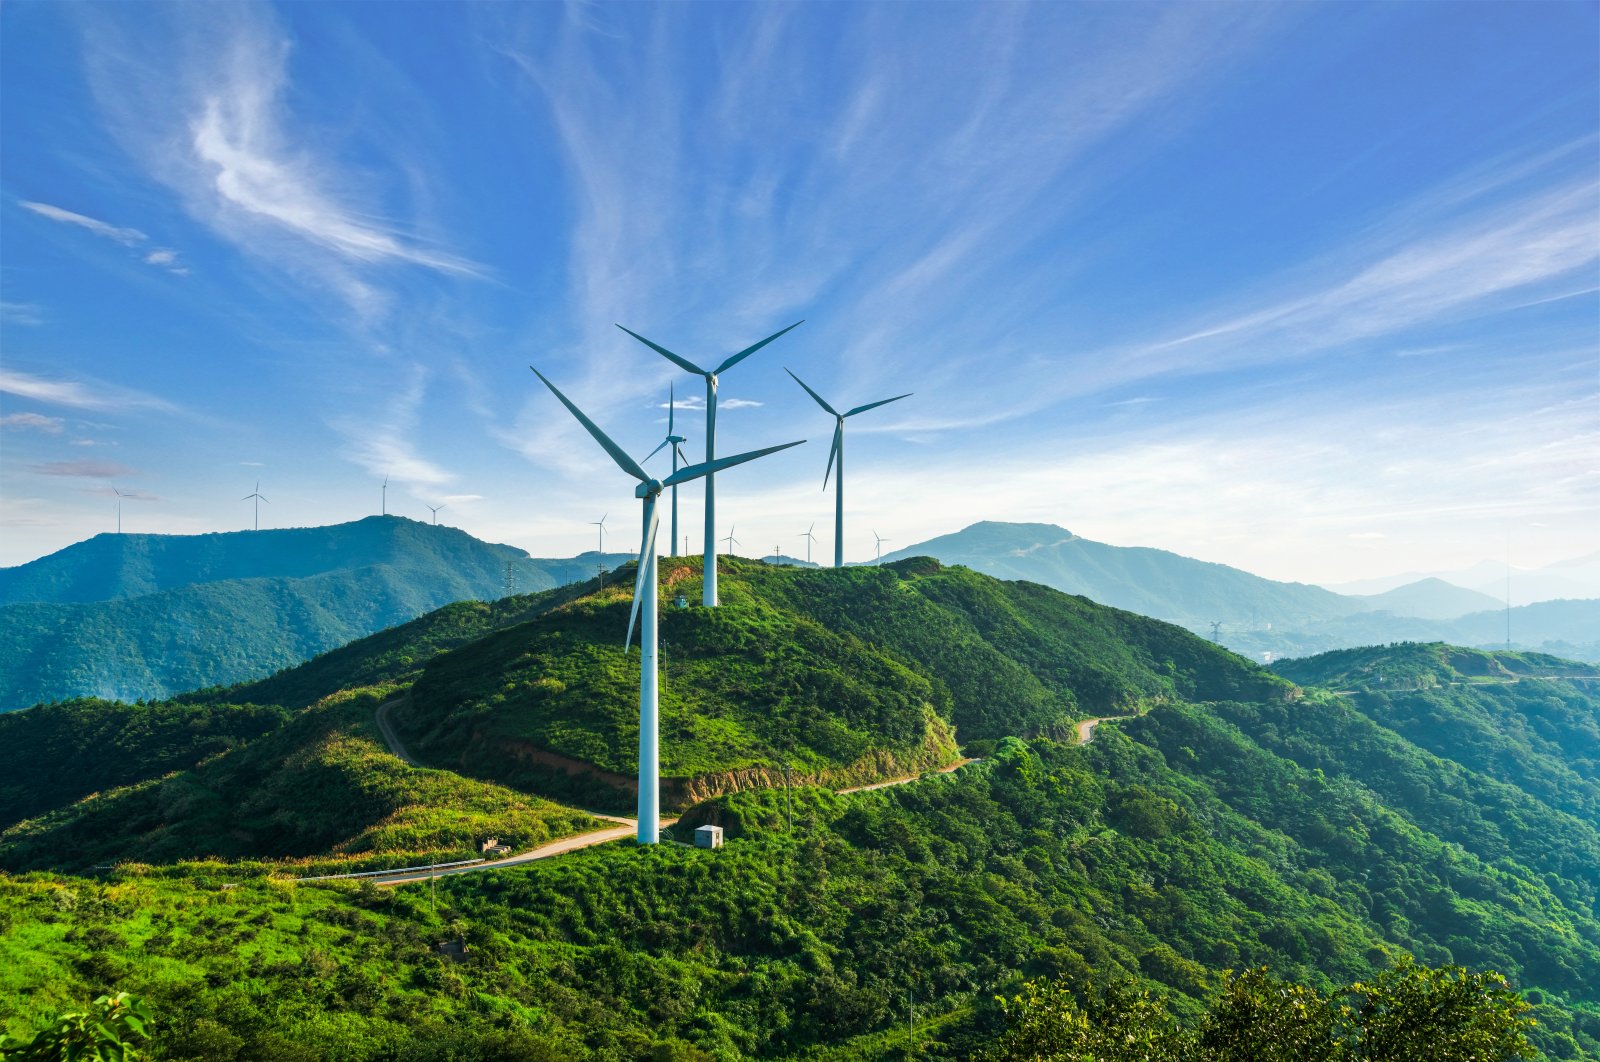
[480,837,511,856]
[694,825,724,849]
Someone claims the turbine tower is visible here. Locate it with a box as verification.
[242,482,268,531]
[644,384,690,557]
[801,523,817,565]
[427,503,445,525]
[112,487,130,534]
[381,476,389,517]
[530,366,802,844]
[618,320,803,605]
[721,524,740,556]
[873,530,890,563]
[785,369,911,568]
[591,514,609,554]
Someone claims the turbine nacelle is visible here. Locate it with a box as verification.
[635,479,665,499]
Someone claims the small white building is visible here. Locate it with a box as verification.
[694,825,724,849]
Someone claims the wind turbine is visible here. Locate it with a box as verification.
[721,524,740,556]
[427,504,445,525]
[873,530,890,564]
[530,366,802,843]
[617,319,803,605]
[381,476,389,516]
[591,514,609,554]
[644,384,690,557]
[801,523,817,565]
[242,482,268,531]
[785,369,911,568]
[112,487,131,534]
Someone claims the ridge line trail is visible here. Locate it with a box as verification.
[364,699,1130,885]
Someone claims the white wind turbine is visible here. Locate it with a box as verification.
[617,320,803,605]
[381,475,389,516]
[427,504,445,525]
[874,530,890,564]
[721,524,740,557]
[801,523,817,565]
[591,513,609,554]
[530,366,803,844]
[112,486,131,534]
[785,369,911,568]
[242,482,268,531]
[644,384,690,557]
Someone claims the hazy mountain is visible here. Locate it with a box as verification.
[1325,549,1600,604]
[1343,577,1504,619]
[881,521,1598,662]
[0,517,633,710]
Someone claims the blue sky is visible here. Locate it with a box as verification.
[1,1,1595,584]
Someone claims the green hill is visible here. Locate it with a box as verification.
[0,517,633,710]
[3,564,1598,1059]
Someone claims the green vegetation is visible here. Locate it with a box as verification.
[1,991,154,1061]
[0,517,631,710]
[0,689,603,875]
[2,562,1597,1058]
[991,961,1534,1061]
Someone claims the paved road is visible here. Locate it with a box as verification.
[373,697,416,765]
[1075,713,1134,745]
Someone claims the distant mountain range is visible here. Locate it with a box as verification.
[0,517,632,710]
[1324,550,1600,603]
[881,522,1598,662]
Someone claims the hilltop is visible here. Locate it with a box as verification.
[883,521,1598,661]
[0,516,633,709]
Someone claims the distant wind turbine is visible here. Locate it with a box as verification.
[242,482,268,531]
[591,514,609,554]
[873,530,890,564]
[427,503,445,525]
[618,319,803,605]
[112,486,131,534]
[530,365,803,844]
[722,524,740,556]
[801,523,817,565]
[785,369,911,568]
[645,383,691,557]
[381,475,389,516]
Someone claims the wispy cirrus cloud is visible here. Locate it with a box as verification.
[0,412,65,433]
[19,200,188,274]
[77,4,480,320]
[331,363,454,489]
[20,200,146,245]
[0,369,179,413]
[29,460,139,478]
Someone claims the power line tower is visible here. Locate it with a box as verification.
[503,561,518,599]
[1209,620,1222,642]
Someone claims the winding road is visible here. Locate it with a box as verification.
[351,700,1130,887]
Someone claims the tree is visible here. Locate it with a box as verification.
[0,992,153,1061]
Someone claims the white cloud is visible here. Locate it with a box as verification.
[0,412,65,433]
[1,301,45,326]
[0,369,178,413]
[19,200,147,245]
[28,460,139,478]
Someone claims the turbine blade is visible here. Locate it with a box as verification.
[715,320,804,375]
[664,439,806,487]
[625,499,660,650]
[530,367,649,482]
[644,439,669,461]
[616,325,708,376]
[674,443,689,466]
[785,368,839,416]
[259,496,269,504]
[845,392,913,417]
[823,422,842,490]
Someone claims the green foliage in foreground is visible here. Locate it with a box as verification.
[0,689,602,874]
[991,961,1533,1061]
[4,733,1595,1059]
[0,992,153,1061]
